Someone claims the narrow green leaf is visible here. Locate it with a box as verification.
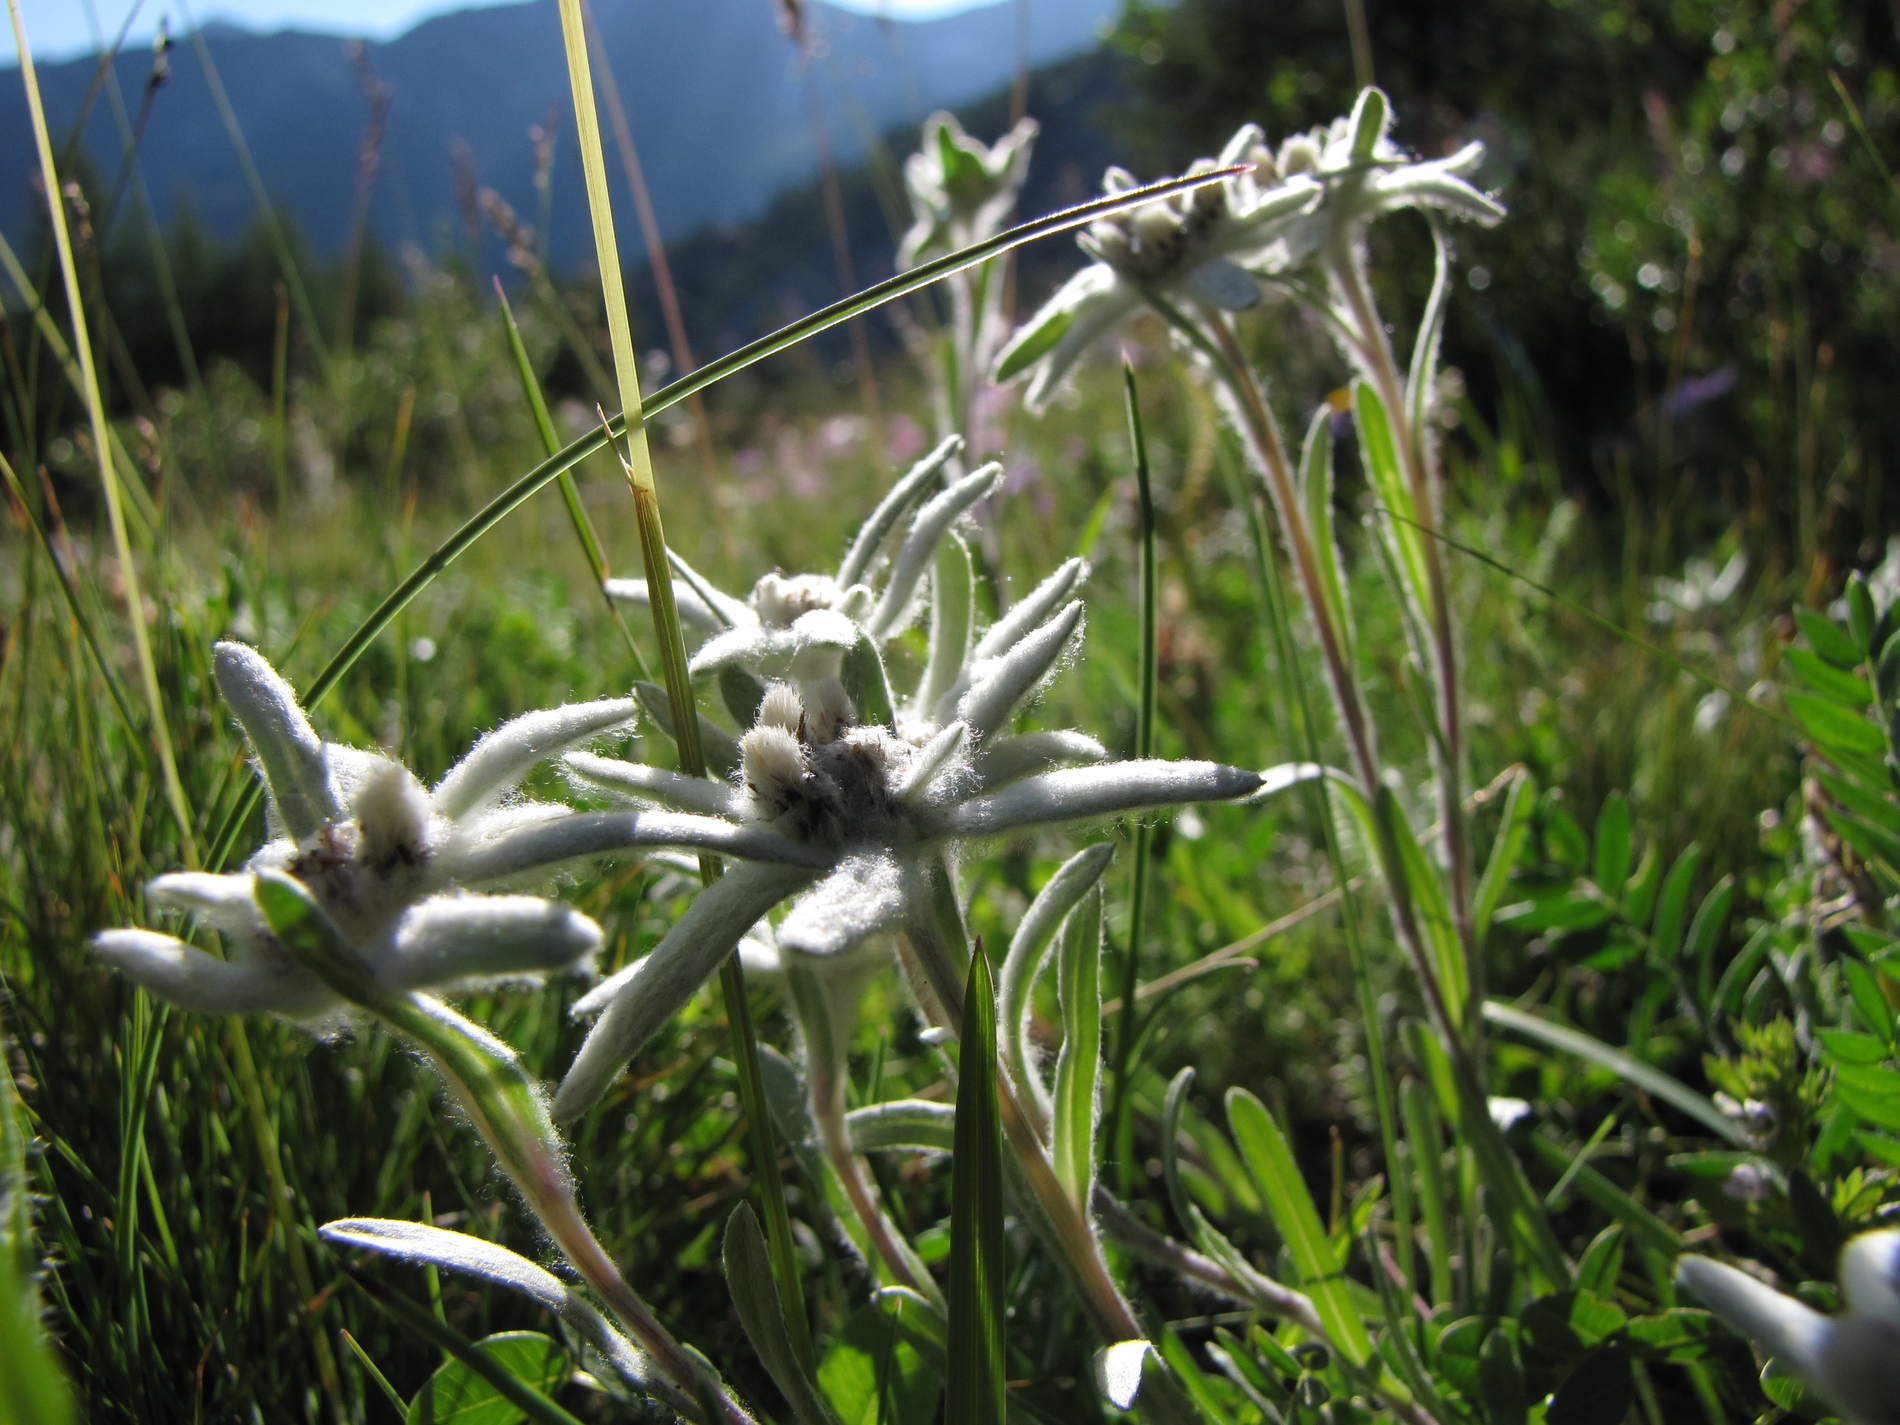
[1526,1137,1680,1255]
[842,632,898,733]
[1650,843,1702,966]
[946,951,1007,1425]
[1377,788,1467,1024]
[1848,573,1877,653]
[1687,876,1735,1012]
[1478,1328,1527,1425]
[1052,888,1103,1210]
[1298,406,1354,664]
[723,1204,840,1425]
[1475,770,1536,944]
[1797,607,1865,668]
[1353,381,1429,615]
[1788,691,1887,755]
[1785,647,1872,706]
[1484,1002,1741,1144]
[1621,842,1661,928]
[1843,959,1896,1045]
[1226,1088,1373,1367]
[1400,1079,1453,1309]
[1591,793,1631,902]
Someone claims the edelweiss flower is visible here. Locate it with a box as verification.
[92,642,776,1021]
[993,125,1321,412]
[551,588,1266,1121]
[1253,86,1505,274]
[606,434,997,676]
[1678,1230,1900,1425]
[897,110,1039,269]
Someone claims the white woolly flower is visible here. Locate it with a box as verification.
[551,584,1268,1122]
[992,124,1321,413]
[1678,1230,1900,1425]
[92,642,803,1022]
[898,109,1039,269]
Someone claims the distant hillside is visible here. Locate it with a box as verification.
[1,0,1115,271]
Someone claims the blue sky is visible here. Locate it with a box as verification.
[5,0,1002,65]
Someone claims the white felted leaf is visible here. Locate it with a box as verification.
[563,752,743,819]
[686,624,797,679]
[213,641,338,839]
[896,722,968,803]
[929,760,1264,841]
[999,842,1114,1130]
[376,895,601,990]
[957,600,1084,743]
[836,433,964,590]
[846,1100,957,1154]
[968,731,1107,791]
[1374,161,1505,225]
[665,547,755,628]
[1247,762,1331,802]
[1096,1341,1157,1411]
[775,853,909,959]
[865,464,1004,640]
[146,871,270,940]
[431,698,638,821]
[92,929,331,1018]
[970,558,1090,661]
[552,861,818,1121]
[603,576,729,633]
[1020,266,1142,415]
[440,808,830,886]
[1677,1255,1830,1379]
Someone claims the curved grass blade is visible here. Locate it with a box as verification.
[1484,1002,1742,1144]
[946,949,1007,1425]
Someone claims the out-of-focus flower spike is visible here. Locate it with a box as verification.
[376,895,601,991]
[430,699,638,822]
[866,463,1003,639]
[92,929,330,1018]
[554,861,819,1121]
[837,434,964,590]
[563,751,744,819]
[776,853,910,959]
[440,808,829,886]
[928,760,1264,841]
[957,600,1084,743]
[212,640,338,838]
[967,730,1107,791]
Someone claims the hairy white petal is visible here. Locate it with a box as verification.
[553,862,818,1120]
[973,559,1091,663]
[929,760,1264,840]
[213,641,338,839]
[957,600,1084,743]
[897,722,968,803]
[687,625,797,679]
[603,576,729,633]
[867,464,1004,639]
[836,433,965,590]
[376,895,601,990]
[775,853,909,959]
[431,699,638,821]
[786,609,860,684]
[355,760,438,865]
[1677,1255,1831,1378]
[563,752,743,819]
[969,730,1108,791]
[441,808,830,885]
[93,929,331,1018]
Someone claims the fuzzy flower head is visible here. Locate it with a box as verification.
[553,570,1268,1121]
[1678,1230,1900,1425]
[898,110,1039,269]
[993,124,1320,413]
[93,642,659,1023]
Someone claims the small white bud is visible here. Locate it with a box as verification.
[741,724,809,820]
[353,760,435,871]
[756,683,804,735]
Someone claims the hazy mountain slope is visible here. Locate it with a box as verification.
[1,0,1114,267]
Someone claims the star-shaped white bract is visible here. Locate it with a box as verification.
[992,124,1322,413]
[605,433,998,674]
[898,110,1039,270]
[1249,87,1504,275]
[93,642,820,1022]
[551,583,1267,1121]
[1678,1230,1900,1425]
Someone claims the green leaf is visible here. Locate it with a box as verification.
[1478,1328,1527,1425]
[1574,1226,1625,1300]
[1544,804,1589,872]
[1592,793,1631,903]
[723,1204,840,1425]
[1785,647,1873,706]
[1621,842,1661,928]
[946,951,1007,1425]
[1052,888,1103,1210]
[993,301,1076,382]
[407,1333,570,1425]
[1483,1002,1742,1144]
[842,632,898,733]
[1687,875,1735,1010]
[1433,1318,1486,1403]
[1835,1064,1900,1131]
[1849,572,1877,653]
[1877,630,1900,707]
[1843,958,1896,1046]
[1787,691,1888,755]
[0,1014,74,1425]
[1760,1358,1831,1416]
[818,1300,943,1425]
[1527,1136,1681,1256]
[1475,769,1536,943]
[1495,884,1614,934]
[1375,786,1468,1026]
[1298,406,1354,666]
[1818,1029,1890,1065]
[1544,1343,1632,1425]
[1625,1309,1723,1362]
[1650,843,1702,966]
[1520,1290,1628,1360]
[720,665,768,730]
[1353,380,1429,615]
[1401,1079,1454,1310]
[1226,1088,1374,1368]
[1797,606,1865,669]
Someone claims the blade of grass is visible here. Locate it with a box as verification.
[11,0,195,865]
[338,1328,408,1417]
[946,948,1007,1425]
[553,0,813,1381]
[493,276,649,677]
[203,167,1239,870]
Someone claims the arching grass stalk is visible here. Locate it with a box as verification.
[12,0,196,867]
[199,165,1240,871]
[553,0,813,1374]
